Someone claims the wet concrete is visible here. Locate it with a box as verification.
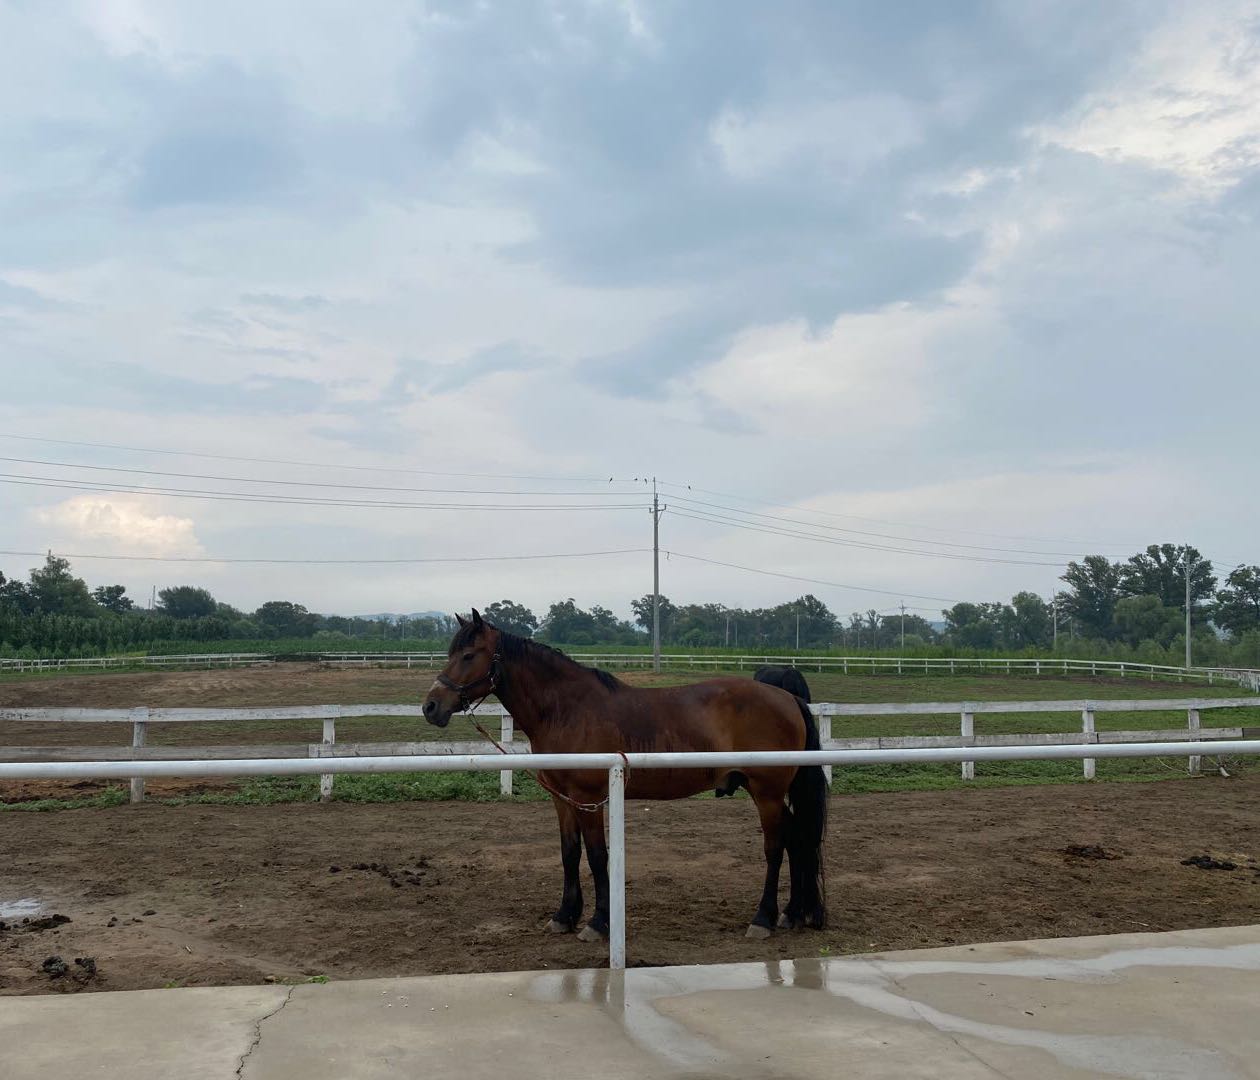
[5,925,1260,1078]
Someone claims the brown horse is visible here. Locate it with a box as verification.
[423,609,827,942]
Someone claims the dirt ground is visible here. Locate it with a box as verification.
[3,777,1259,995]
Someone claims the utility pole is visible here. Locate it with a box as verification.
[795,612,800,651]
[1185,547,1193,669]
[899,602,906,650]
[652,478,662,674]
[725,613,730,648]
[1051,593,1058,649]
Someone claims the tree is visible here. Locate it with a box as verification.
[28,555,97,617]
[253,601,318,637]
[157,586,218,620]
[0,571,32,615]
[1119,544,1216,612]
[1060,556,1122,638]
[775,595,836,648]
[1214,565,1260,638]
[92,585,133,614]
[1113,594,1183,646]
[538,599,638,645]
[482,600,539,637]
[630,594,677,638]
[881,612,938,646]
[1006,592,1051,649]
[942,602,1009,648]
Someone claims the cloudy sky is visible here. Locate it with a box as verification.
[2,1,1258,620]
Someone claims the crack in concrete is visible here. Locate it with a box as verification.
[235,986,295,1079]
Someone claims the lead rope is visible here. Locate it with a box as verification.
[467,700,628,813]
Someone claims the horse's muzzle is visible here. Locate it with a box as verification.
[423,695,453,728]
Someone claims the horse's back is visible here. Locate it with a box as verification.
[610,676,808,751]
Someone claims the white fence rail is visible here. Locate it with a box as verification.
[8,739,1260,970]
[4,697,1258,801]
[0,653,273,673]
[5,650,1257,689]
[320,652,1259,687]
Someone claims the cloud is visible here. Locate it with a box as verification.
[710,94,923,182]
[1038,4,1260,194]
[2,2,1259,618]
[34,496,204,556]
[680,285,993,435]
[240,292,329,312]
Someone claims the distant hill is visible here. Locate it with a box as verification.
[347,611,447,622]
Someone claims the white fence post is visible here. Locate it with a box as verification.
[1082,706,1096,779]
[608,763,626,971]
[1188,708,1201,776]
[500,712,514,796]
[817,713,833,786]
[319,709,337,802]
[960,707,974,780]
[129,707,148,804]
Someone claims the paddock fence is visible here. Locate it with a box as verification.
[321,652,1260,688]
[3,651,1256,689]
[7,738,1260,970]
[4,696,1258,803]
[0,653,274,673]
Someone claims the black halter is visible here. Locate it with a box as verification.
[435,652,502,711]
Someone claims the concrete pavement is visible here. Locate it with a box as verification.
[6,924,1260,1079]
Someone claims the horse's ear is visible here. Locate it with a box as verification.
[471,608,484,629]
[455,613,467,628]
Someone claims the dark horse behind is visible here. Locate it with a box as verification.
[423,610,827,942]
[753,665,812,703]
[712,664,815,799]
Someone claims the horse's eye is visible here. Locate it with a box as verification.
[462,652,474,662]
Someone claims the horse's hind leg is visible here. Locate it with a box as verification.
[547,797,584,934]
[746,788,788,939]
[576,807,610,943]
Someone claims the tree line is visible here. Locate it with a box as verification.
[1,543,1259,665]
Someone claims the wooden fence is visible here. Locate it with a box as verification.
[4,697,1258,803]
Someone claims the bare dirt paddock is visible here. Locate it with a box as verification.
[3,778,1259,995]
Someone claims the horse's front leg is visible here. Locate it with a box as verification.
[576,807,609,942]
[546,796,584,934]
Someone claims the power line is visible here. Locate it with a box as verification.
[668,492,1102,558]
[0,455,640,498]
[0,432,619,484]
[658,479,1140,550]
[664,550,961,606]
[669,508,1067,567]
[0,475,651,512]
[0,547,651,566]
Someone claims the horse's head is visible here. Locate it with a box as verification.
[423,608,502,727]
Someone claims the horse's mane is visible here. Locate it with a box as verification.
[450,621,623,692]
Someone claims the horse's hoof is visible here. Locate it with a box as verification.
[776,912,801,930]
[745,924,773,940]
[546,919,574,935]
[577,924,607,943]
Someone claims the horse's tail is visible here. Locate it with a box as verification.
[785,697,828,928]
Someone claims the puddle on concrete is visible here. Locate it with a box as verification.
[528,944,1260,1079]
[0,898,44,919]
